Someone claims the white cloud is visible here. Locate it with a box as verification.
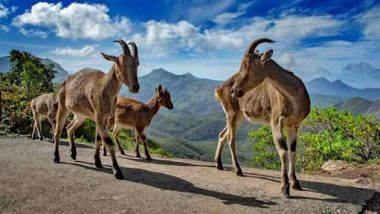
[269,15,344,41]
[312,67,333,79]
[0,24,9,32]
[0,4,9,18]
[358,6,380,39]
[278,53,296,68]
[170,0,235,24]
[212,2,255,26]
[10,6,17,13]
[126,14,349,81]
[238,2,254,11]
[340,63,380,88]
[19,28,48,38]
[12,2,132,40]
[53,45,96,57]
[0,4,17,18]
[212,11,246,25]
[133,14,344,55]
[142,20,201,48]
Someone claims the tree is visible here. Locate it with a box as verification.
[0,50,57,134]
[8,50,55,93]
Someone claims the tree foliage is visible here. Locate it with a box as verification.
[0,50,56,134]
[248,107,380,173]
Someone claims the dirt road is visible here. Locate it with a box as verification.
[0,137,378,213]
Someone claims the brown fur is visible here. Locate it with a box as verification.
[105,85,173,159]
[53,40,140,180]
[214,51,276,175]
[228,38,310,197]
[30,93,58,140]
[214,73,244,174]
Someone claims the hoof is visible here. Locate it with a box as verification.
[39,136,44,141]
[32,136,36,140]
[291,181,303,191]
[136,153,141,158]
[70,150,77,160]
[94,157,102,168]
[70,153,76,160]
[216,157,223,170]
[235,169,244,177]
[54,157,60,163]
[146,156,152,161]
[120,150,126,155]
[216,164,224,170]
[282,184,290,198]
[114,171,124,180]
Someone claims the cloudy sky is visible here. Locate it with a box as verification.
[0,0,380,88]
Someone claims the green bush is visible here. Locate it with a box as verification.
[74,119,96,142]
[248,107,380,173]
[0,50,56,135]
[249,125,279,169]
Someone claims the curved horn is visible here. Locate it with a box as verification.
[128,42,138,58]
[113,39,131,55]
[245,38,275,55]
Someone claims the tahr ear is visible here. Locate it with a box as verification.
[261,49,273,64]
[101,52,118,62]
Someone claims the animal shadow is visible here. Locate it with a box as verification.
[61,161,276,208]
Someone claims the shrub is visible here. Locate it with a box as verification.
[248,107,380,173]
[0,50,56,135]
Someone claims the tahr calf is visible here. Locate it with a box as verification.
[106,85,173,160]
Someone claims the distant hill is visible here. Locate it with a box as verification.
[334,97,373,115]
[0,56,69,83]
[366,99,380,120]
[309,94,344,108]
[120,68,223,115]
[306,77,380,101]
[40,58,70,82]
[0,56,9,72]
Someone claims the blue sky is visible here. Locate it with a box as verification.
[0,0,380,88]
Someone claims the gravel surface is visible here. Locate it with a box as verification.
[0,137,378,214]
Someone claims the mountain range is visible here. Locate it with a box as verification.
[121,68,222,115]
[307,77,380,101]
[0,56,69,83]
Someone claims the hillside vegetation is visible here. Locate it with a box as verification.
[249,107,380,173]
